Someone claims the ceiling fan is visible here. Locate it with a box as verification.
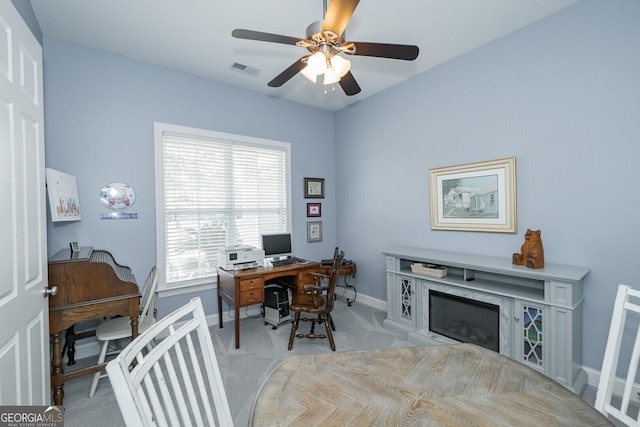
[232,0,419,96]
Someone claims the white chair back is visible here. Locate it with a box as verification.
[595,284,640,426]
[138,265,158,330]
[106,297,233,427]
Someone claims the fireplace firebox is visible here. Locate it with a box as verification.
[429,290,499,352]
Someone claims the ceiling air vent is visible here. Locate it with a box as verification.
[230,62,261,77]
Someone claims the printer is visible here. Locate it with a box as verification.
[217,245,265,270]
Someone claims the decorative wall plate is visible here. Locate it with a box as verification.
[100,182,136,211]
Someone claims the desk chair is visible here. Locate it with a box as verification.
[596,284,640,426]
[106,297,233,427]
[89,266,157,397]
[288,247,344,351]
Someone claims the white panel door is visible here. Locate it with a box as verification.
[0,1,49,405]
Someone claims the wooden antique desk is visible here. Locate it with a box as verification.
[252,343,611,426]
[48,248,140,406]
[217,261,320,349]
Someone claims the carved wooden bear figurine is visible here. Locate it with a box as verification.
[512,229,544,269]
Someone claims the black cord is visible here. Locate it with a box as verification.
[335,274,357,304]
[223,300,263,321]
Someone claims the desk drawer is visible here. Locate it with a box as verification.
[239,278,264,305]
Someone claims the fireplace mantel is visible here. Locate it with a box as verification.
[383,247,589,393]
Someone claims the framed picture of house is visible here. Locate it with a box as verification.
[429,157,517,233]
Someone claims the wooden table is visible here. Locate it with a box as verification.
[217,262,320,349]
[252,343,611,426]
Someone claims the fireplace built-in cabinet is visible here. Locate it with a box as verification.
[383,248,589,393]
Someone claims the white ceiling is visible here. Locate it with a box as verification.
[30,0,580,112]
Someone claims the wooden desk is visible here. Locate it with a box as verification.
[217,262,320,349]
[48,248,140,406]
[252,343,611,426]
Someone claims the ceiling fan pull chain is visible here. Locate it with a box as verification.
[323,83,338,95]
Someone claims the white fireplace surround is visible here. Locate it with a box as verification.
[418,283,512,356]
[383,247,589,393]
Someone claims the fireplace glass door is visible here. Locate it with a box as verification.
[429,290,499,352]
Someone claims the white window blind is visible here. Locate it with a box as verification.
[155,123,290,293]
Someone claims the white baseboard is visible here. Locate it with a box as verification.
[583,365,640,401]
[353,293,387,311]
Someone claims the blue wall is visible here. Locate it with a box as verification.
[11,0,42,44]
[43,39,336,316]
[335,0,640,372]
[42,0,640,373]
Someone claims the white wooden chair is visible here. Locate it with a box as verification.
[89,266,158,397]
[106,297,233,427]
[595,284,640,426]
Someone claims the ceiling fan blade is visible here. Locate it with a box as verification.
[232,29,301,46]
[321,0,360,37]
[339,71,361,96]
[350,42,419,60]
[268,56,310,87]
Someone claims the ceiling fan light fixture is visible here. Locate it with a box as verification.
[232,0,417,97]
[308,52,327,73]
[323,67,340,85]
[330,54,351,78]
[323,55,350,85]
[301,66,318,83]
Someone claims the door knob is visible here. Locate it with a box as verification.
[43,286,58,298]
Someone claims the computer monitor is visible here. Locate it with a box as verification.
[261,233,292,260]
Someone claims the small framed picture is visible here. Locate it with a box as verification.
[304,177,325,199]
[69,241,79,253]
[307,221,322,242]
[307,203,321,217]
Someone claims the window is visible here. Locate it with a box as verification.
[155,123,291,294]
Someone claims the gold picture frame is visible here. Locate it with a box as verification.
[429,157,517,233]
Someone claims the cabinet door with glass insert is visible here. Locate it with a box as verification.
[395,275,415,328]
[514,300,548,372]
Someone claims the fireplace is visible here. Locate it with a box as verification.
[429,290,499,352]
[384,250,588,392]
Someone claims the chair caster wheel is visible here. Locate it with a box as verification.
[272,326,277,330]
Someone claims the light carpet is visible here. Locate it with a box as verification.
[60,298,418,426]
[58,297,606,426]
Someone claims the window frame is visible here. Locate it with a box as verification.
[154,122,291,296]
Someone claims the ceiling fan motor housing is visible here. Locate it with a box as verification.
[300,20,354,57]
